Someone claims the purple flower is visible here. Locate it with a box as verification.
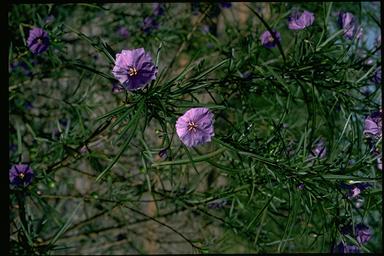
[355,224,372,244]
[372,68,381,85]
[260,30,281,49]
[175,108,214,147]
[311,139,326,158]
[219,2,232,8]
[335,242,360,253]
[152,3,165,16]
[363,111,382,138]
[288,10,315,30]
[158,148,168,159]
[27,27,50,55]
[338,12,362,40]
[340,182,371,198]
[117,26,129,38]
[9,164,34,187]
[142,16,159,34]
[112,48,158,91]
[297,183,305,190]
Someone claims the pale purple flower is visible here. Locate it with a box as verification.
[152,3,165,16]
[175,108,214,147]
[112,48,158,91]
[363,111,382,138]
[311,139,326,158]
[27,27,50,55]
[297,183,305,190]
[117,26,129,38]
[288,10,315,30]
[260,30,281,49]
[9,164,34,187]
[338,12,362,40]
[335,242,360,253]
[340,182,371,199]
[355,224,372,244]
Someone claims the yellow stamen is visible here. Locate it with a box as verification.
[128,67,138,76]
[19,173,25,179]
[187,121,198,132]
[268,36,274,43]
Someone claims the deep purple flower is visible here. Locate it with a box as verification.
[219,2,232,8]
[9,164,34,187]
[117,26,129,38]
[142,16,159,34]
[175,108,214,147]
[297,183,305,190]
[335,242,360,253]
[152,3,165,16]
[372,68,381,85]
[338,12,362,40]
[288,10,315,30]
[355,224,372,244]
[311,140,326,158]
[363,111,382,138]
[112,48,158,91]
[260,30,281,49]
[27,27,50,55]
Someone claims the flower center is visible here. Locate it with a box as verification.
[268,36,274,43]
[187,121,198,132]
[37,38,43,44]
[19,173,25,179]
[128,67,138,76]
